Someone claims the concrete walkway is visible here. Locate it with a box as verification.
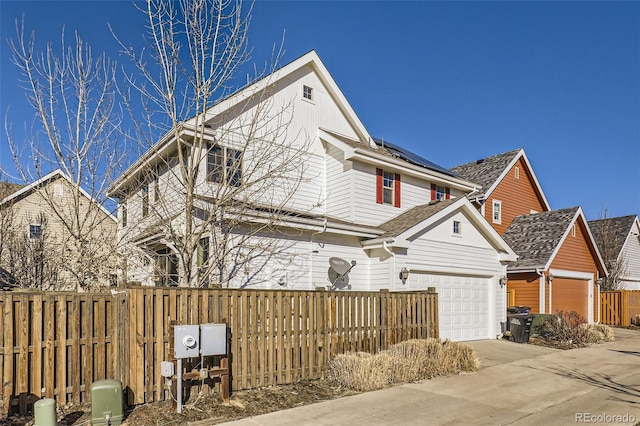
[209,329,640,426]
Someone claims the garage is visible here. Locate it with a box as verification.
[416,273,491,342]
[551,277,589,320]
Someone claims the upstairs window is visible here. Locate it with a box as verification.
[492,200,502,224]
[142,185,149,217]
[453,220,461,235]
[29,224,42,239]
[376,168,401,207]
[207,144,243,187]
[430,184,450,201]
[121,201,128,227]
[303,85,313,101]
[514,166,520,180]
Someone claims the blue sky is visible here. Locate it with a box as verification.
[1,1,638,220]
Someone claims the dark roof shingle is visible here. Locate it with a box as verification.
[589,215,637,259]
[503,207,579,269]
[450,149,522,193]
[378,198,458,238]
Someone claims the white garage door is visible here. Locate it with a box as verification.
[416,274,491,342]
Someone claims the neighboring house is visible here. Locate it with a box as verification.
[452,150,607,323]
[450,148,550,234]
[109,50,517,341]
[0,170,117,289]
[590,215,640,291]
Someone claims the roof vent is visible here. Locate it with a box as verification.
[476,159,484,164]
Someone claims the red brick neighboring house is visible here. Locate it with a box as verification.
[452,149,607,323]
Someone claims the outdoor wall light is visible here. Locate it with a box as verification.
[499,276,508,287]
[399,267,410,284]
[547,273,554,283]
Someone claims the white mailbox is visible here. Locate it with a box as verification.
[174,324,200,358]
[200,323,227,356]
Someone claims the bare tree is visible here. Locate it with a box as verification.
[4,18,124,289]
[112,0,312,288]
[591,207,627,291]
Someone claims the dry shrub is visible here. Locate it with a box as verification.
[538,311,590,345]
[583,323,615,343]
[329,339,479,391]
[632,315,640,326]
[328,352,393,392]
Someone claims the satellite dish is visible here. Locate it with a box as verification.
[328,257,356,290]
[329,257,352,275]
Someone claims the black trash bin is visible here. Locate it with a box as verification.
[509,314,534,343]
[506,306,531,332]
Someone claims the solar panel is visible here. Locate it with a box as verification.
[373,138,458,177]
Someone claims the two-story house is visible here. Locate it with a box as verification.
[0,170,118,290]
[452,149,607,323]
[109,50,517,341]
[590,215,640,290]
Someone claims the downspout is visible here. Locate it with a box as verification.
[310,218,328,289]
[382,241,395,291]
[536,268,546,314]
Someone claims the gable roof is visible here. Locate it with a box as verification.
[504,207,605,273]
[110,50,379,194]
[363,197,517,262]
[0,170,116,222]
[589,215,639,261]
[450,148,551,210]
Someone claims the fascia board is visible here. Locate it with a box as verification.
[199,51,373,145]
[2,169,116,223]
[482,149,551,211]
[618,216,640,264]
[543,208,608,276]
[349,147,479,192]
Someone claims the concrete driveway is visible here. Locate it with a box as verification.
[212,329,640,426]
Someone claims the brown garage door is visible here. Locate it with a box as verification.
[551,278,588,320]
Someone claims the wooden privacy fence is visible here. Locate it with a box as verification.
[600,290,640,326]
[1,287,438,415]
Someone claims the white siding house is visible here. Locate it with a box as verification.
[109,50,517,341]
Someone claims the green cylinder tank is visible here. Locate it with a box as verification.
[91,379,124,425]
[34,398,56,426]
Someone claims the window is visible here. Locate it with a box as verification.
[54,184,64,197]
[154,176,160,203]
[142,185,149,217]
[121,201,128,227]
[492,200,502,224]
[453,220,461,235]
[197,237,210,268]
[383,171,394,204]
[303,85,313,101]
[430,184,450,201]
[29,224,42,239]
[207,144,243,187]
[571,224,576,237]
[514,166,520,180]
[376,168,401,207]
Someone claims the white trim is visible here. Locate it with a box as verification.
[539,274,546,314]
[1,169,116,223]
[482,149,551,212]
[548,269,594,280]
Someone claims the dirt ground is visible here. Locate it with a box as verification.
[0,379,357,426]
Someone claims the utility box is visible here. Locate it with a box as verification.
[34,398,56,426]
[174,324,200,358]
[91,379,123,425]
[200,323,227,356]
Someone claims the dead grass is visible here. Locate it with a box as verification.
[329,338,479,392]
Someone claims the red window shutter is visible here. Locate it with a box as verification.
[445,187,450,199]
[394,173,401,207]
[430,183,436,200]
[376,168,383,204]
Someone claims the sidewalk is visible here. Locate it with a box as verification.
[209,329,640,426]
